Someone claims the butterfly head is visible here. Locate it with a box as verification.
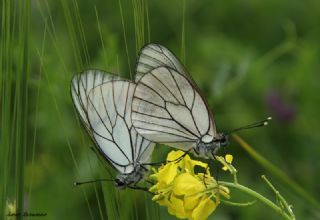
[195,133,228,159]
[115,165,146,189]
[213,133,229,148]
[115,176,127,189]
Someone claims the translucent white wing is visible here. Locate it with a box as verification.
[71,71,155,174]
[132,66,216,150]
[71,69,120,128]
[135,43,187,82]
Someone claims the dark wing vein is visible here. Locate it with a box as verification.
[150,72,181,104]
[89,93,130,163]
[134,126,196,141]
[138,79,200,137]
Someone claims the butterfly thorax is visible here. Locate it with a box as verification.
[194,133,228,159]
[115,164,147,189]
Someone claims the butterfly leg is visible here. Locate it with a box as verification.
[142,149,190,167]
[139,164,156,186]
[127,183,153,194]
[167,149,191,164]
[215,158,220,183]
[202,164,210,189]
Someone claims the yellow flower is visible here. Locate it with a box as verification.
[6,199,17,220]
[6,199,16,213]
[150,150,230,220]
[222,154,233,171]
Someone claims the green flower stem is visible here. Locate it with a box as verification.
[232,134,320,210]
[233,170,238,184]
[261,175,295,220]
[219,181,293,220]
[221,199,256,207]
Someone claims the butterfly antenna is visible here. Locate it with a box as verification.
[74,178,114,186]
[225,117,272,135]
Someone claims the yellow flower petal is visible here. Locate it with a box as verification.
[152,194,165,202]
[222,166,228,171]
[183,155,208,174]
[184,194,201,210]
[157,163,178,186]
[225,154,233,163]
[173,173,205,196]
[154,195,170,206]
[167,195,188,219]
[167,150,185,161]
[192,196,217,220]
[222,154,234,171]
[149,184,158,193]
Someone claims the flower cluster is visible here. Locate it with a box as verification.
[149,151,230,220]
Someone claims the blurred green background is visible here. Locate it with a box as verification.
[1,0,320,219]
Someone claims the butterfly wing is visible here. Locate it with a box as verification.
[71,70,154,174]
[135,43,187,82]
[132,66,216,150]
[71,69,120,128]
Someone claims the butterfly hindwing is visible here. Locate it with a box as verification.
[71,70,155,174]
[71,69,120,128]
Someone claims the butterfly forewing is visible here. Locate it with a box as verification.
[136,44,187,82]
[132,66,216,150]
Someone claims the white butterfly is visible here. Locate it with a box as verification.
[71,70,155,188]
[132,44,228,159]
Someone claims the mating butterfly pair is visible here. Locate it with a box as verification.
[71,44,228,188]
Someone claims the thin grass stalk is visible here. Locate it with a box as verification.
[38,0,69,74]
[101,181,119,220]
[94,6,109,69]
[71,0,91,67]
[145,1,150,42]
[13,1,30,219]
[132,0,145,54]
[60,0,83,70]
[26,21,47,220]
[0,1,5,217]
[118,0,132,78]
[180,0,186,64]
[0,0,13,217]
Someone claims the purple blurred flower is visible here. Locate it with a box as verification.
[266,90,296,123]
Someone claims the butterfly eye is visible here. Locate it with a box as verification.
[219,135,228,147]
[115,179,125,187]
